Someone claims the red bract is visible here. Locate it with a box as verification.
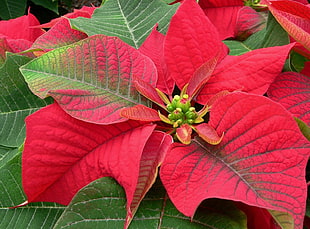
[200,1,266,40]
[267,62,310,125]
[0,12,45,63]
[163,0,294,104]
[264,0,310,51]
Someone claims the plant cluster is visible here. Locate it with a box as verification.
[0,0,309,228]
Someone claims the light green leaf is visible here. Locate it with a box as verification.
[0,53,52,147]
[70,0,179,48]
[0,0,27,20]
[54,177,247,228]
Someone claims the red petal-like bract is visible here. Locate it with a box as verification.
[164,0,227,89]
[267,71,310,125]
[0,13,44,42]
[120,104,161,122]
[203,6,242,40]
[22,102,157,208]
[199,0,243,8]
[31,18,88,51]
[160,92,310,228]
[203,6,264,41]
[125,131,173,228]
[268,0,310,51]
[139,26,174,95]
[196,43,294,104]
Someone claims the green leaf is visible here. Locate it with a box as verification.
[70,0,179,48]
[0,0,27,20]
[20,35,155,124]
[0,146,25,207]
[0,145,64,228]
[54,177,247,228]
[224,12,289,56]
[294,117,310,141]
[0,53,52,147]
[30,0,59,14]
[0,202,64,229]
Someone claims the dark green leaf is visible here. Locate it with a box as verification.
[0,53,52,147]
[54,177,247,228]
[31,0,59,14]
[0,0,27,20]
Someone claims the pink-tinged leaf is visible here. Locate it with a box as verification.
[133,75,165,108]
[139,26,174,95]
[164,0,227,89]
[187,54,218,98]
[31,18,88,52]
[20,34,157,124]
[160,92,310,229]
[267,72,310,125]
[235,6,266,40]
[22,102,156,207]
[120,104,161,122]
[125,131,173,228]
[196,43,294,104]
[37,6,97,28]
[193,123,223,145]
[199,0,243,8]
[0,36,34,60]
[268,0,310,51]
[176,124,192,144]
[0,13,44,42]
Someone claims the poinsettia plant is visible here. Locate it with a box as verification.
[1,0,310,228]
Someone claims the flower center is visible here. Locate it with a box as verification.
[166,94,198,127]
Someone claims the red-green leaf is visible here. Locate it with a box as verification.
[20,34,157,124]
[176,124,192,145]
[267,71,310,125]
[22,102,156,207]
[31,19,88,52]
[160,92,310,229]
[139,26,174,95]
[196,43,294,104]
[133,75,166,108]
[120,104,161,122]
[268,0,310,51]
[125,131,173,228]
[187,54,218,98]
[164,0,227,89]
[193,123,223,145]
